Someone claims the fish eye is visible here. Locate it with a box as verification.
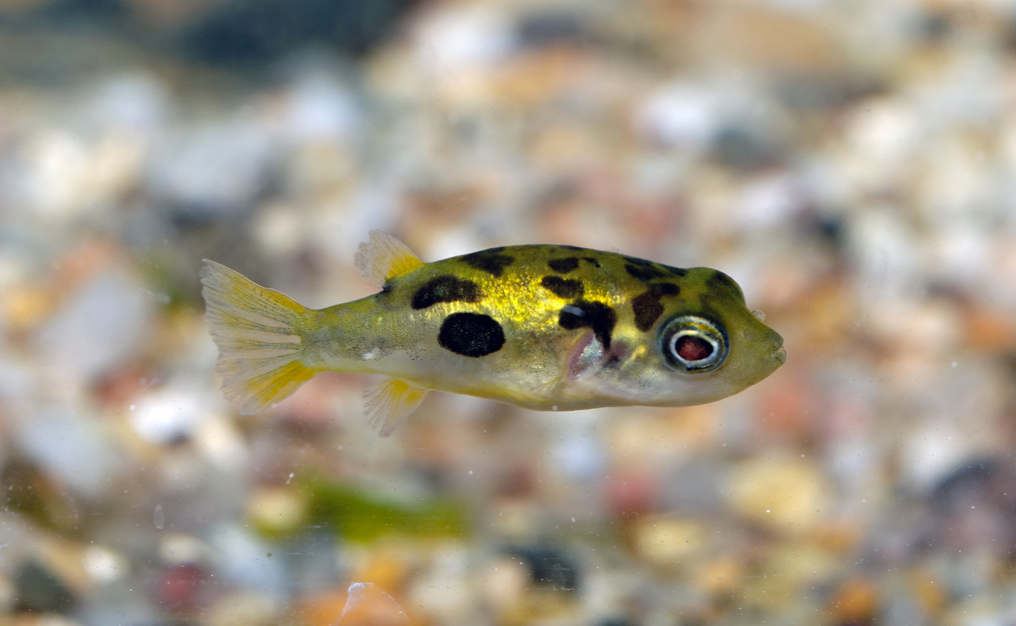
[658,315,728,373]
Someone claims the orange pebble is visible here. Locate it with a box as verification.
[828,577,880,624]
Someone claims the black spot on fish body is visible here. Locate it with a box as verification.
[624,256,687,282]
[706,270,745,303]
[548,257,580,273]
[541,276,584,299]
[412,275,482,309]
[631,292,664,332]
[632,282,680,331]
[461,248,514,277]
[623,258,669,282]
[558,300,617,349]
[438,312,506,357]
[582,257,601,268]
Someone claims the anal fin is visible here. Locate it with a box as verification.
[364,377,429,436]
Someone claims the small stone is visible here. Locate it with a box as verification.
[727,455,830,534]
[36,266,153,382]
[81,545,128,585]
[632,516,708,569]
[206,524,287,598]
[246,487,308,538]
[14,405,123,499]
[828,577,880,624]
[155,562,211,613]
[298,589,354,626]
[13,559,77,613]
[406,545,474,624]
[129,386,205,445]
[604,469,659,519]
[205,590,279,626]
[907,571,947,617]
[337,582,410,626]
[1,284,53,335]
[148,120,276,219]
[346,547,410,594]
[484,555,529,616]
[635,83,719,149]
[301,583,410,626]
[693,554,746,597]
[503,545,580,592]
[737,543,839,611]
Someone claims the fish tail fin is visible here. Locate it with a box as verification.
[200,259,318,414]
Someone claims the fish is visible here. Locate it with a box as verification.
[200,231,785,435]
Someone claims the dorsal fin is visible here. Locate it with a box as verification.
[363,377,429,436]
[354,231,424,286]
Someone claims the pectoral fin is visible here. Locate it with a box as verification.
[364,377,429,436]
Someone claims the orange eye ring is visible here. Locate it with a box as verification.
[658,315,727,373]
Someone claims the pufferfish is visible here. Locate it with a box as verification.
[201,231,785,435]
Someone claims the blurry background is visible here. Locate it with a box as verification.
[2,0,1016,624]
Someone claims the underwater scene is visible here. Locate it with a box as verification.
[2,1,1016,624]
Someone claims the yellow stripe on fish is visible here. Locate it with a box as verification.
[201,231,785,435]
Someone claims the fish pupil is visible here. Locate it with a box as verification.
[675,335,713,362]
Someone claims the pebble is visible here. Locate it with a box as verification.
[635,83,721,150]
[130,386,206,445]
[299,589,360,626]
[2,283,53,336]
[299,582,411,626]
[154,562,211,612]
[207,524,287,599]
[503,545,580,592]
[631,516,708,569]
[727,455,830,535]
[693,554,746,597]
[336,582,410,626]
[483,554,529,617]
[12,559,78,614]
[406,545,475,624]
[147,119,277,219]
[204,591,279,626]
[246,486,309,538]
[828,577,881,624]
[13,404,124,500]
[35,265,153,383]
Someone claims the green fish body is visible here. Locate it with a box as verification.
[201,232,785,434]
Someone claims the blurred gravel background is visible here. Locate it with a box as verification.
[3,0,1016,624]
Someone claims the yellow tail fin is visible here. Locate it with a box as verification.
[200,260,317,414]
